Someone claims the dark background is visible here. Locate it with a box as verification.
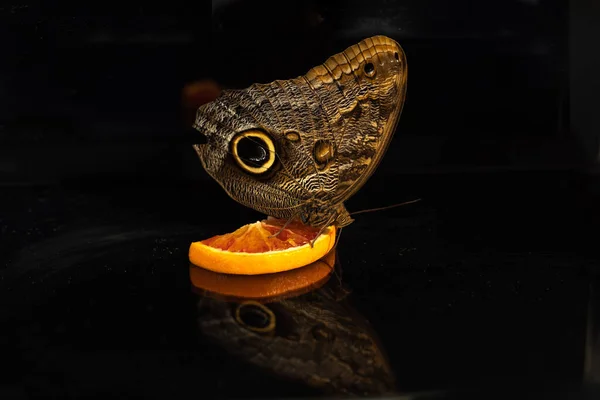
[2,0,600,398]
[0,0,594,184]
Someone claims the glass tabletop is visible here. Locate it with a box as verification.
[1,171,597,398]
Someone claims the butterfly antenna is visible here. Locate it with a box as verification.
[350,198,422,216]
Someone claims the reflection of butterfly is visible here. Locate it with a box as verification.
[192,35,408,232]
[196,281,396,396]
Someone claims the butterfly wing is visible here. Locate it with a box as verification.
[192,36,407,225]
[298,35,408,207]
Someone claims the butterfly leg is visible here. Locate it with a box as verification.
[331,228,348,291]
[267,212,298,239]
[310,213,338,248]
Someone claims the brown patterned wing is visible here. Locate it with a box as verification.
[299,35,408,206]
[192,36,407,227]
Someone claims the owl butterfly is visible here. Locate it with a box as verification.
[193,35,407,235]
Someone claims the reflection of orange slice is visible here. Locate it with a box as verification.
[188,218,336,275]
[190,248,336,302]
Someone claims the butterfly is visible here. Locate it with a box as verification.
[192,35,407,235]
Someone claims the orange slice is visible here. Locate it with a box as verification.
[189,248,336,302]
[188,218,336,275]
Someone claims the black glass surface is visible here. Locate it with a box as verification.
[2,0,600,398]
[1,172,598,398]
